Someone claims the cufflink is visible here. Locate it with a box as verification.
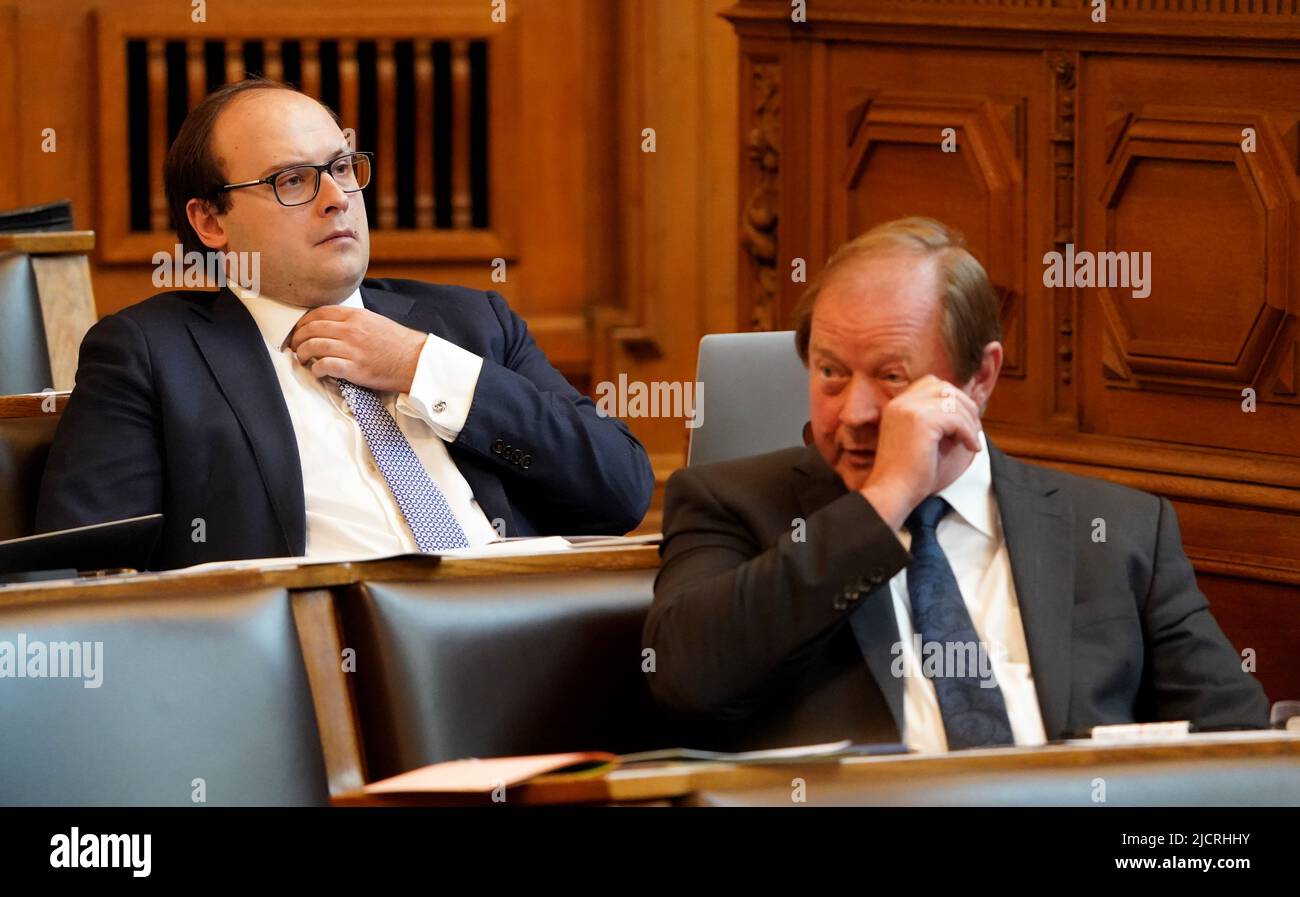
[432,400,447,414]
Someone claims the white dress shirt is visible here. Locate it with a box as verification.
[230,283,499,558]
[886,430,1048,753]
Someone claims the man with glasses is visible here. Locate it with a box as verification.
[36,78,654,568]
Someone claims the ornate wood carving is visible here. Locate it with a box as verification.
[741,60,781,332]
[1048,51,1079,397]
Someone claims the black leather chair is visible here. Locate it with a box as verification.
[0,409,60,541]
[340,568,674,780]
[0,587,331,806]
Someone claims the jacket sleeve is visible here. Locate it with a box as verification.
[452,290,654,535]
[644,466,911,718]
[35,313,164,532]
[1139,496,1270,730]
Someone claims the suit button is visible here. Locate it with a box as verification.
[521,454,532,469]
[870,566,885,581]
[832,595,848,612]
[492,439,504,454]
[511,449,523,464]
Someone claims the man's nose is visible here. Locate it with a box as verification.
[839,374,883,427]
[315,170,351,214]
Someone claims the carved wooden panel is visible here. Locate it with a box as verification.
[1096,107,1293,393]
[819,44,1046,426]
[1078,55,1300,456]
[738,48,782,333]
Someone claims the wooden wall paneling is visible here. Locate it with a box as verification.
[1199,573,1300,704]
[1077,55,1300,458]
[590,0,739,531]
[414,40,435,231]
[0,4,17,211]
[375,38,398,231]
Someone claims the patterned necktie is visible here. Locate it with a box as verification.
[905,495,1013,749]
[335,378,470,552]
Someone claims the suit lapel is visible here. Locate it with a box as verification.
[359,283,418,326]
[187,288,306,555]
[988,440,1076,740]
[792,446,907,737]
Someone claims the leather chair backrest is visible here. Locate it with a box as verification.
[0,414,60,541]
[341,569,672,779]
[0,252,54,395]
[0,587,330,806]
[687,330,809,467]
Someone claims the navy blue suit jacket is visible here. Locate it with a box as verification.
[36,278,654,569]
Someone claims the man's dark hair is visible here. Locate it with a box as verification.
[163,78,338,255]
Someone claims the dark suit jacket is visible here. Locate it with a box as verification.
[645,440,1269,750]
[36,279,654,569]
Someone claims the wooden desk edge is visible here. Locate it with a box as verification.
[0,544,662,608]
[330,735,1300,807]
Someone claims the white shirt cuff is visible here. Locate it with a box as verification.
[396,334,483,441]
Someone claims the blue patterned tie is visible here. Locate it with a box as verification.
[905,495,1013,749]
[336,378,470,551]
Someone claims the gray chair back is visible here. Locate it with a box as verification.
[687,330,809,467]
[0,253,53,395]
[0,587,330,806]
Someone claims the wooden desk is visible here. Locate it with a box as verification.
[333,733,1300,807]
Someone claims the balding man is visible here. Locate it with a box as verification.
[38,78,653,568]
[646,217,1267,752]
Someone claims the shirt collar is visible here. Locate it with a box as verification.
[229,283,363,350]
[934,429,998,540]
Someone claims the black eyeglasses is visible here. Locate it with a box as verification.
[219,151,373,207]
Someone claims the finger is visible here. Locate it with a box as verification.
[288,305,355,345]
[946,393,981,451]
[934,393,981,452]
[308,356,352,381]
[288,320,349,351]
[295,337,352,365]
[936,383,982,438]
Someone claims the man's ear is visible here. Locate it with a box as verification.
[185,197,228,252]
[965,340,1003,416]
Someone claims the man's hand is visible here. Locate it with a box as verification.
[287,305,427,393]
[859,374,982,530]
